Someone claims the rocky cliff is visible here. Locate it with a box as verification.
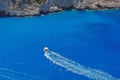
[0,0,120,16]
[0,0,40,16]
[0,0,10,16]
[40,0,120,13]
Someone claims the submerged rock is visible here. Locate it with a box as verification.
[0,0,120,16]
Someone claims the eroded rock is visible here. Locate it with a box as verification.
[0,0,120,16]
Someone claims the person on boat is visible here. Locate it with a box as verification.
[44,47,49,52]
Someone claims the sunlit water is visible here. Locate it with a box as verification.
[0,9,120,80]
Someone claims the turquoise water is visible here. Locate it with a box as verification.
[0,9,120,80]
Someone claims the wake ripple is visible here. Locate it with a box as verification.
[0,67,47,80]
[45,51,119,80]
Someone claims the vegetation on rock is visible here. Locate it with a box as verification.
[36,0,46,4]
[28,0,46,4]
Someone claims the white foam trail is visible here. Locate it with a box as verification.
[0,67,48,80]
[0,74,16,80]
[45,51,119,80]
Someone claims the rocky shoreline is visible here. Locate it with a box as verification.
[0,0,120,16]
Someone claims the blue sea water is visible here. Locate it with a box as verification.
[0,9,120,80]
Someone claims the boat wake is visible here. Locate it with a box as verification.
[44,51,120,80]
[0,67,47,80]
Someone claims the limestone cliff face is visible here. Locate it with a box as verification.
[0,0,40,16]
[39,0,81,13]
[0,0,10,15]
[9,0,40,16]
[79,0,120,9]
[0,0,120,16]
[40,0,120,13]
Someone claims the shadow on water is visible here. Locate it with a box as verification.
[86,23,120,51]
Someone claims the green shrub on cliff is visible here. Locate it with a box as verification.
[27,0,46,4]
[36,0,46,4]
